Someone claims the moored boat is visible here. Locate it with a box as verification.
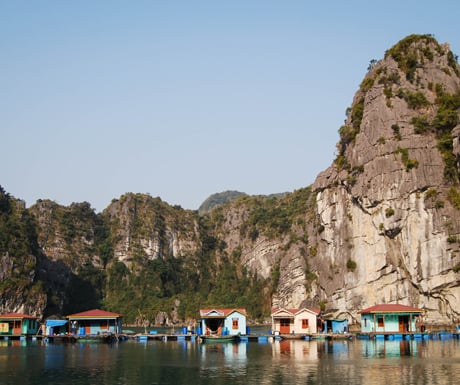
[279,334,308,340]
[199,334,237,343]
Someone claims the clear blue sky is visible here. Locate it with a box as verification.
[1,1,459,212]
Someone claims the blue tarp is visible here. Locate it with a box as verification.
[46,320,68,327]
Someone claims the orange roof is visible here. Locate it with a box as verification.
[0,313,38,319]
[199,308,246,318]
[66,309,122,319]
[359,304,423,314]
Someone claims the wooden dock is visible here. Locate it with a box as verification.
[3,331,458,343]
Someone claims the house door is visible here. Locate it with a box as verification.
[398,316,409,332]
[280,319,291,334]
[13,320,22,335]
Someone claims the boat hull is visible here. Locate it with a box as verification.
[199,335,237,343]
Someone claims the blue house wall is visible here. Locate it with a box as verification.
[331,319,348,333]
[223,311,246,335]
[361,314,417,332]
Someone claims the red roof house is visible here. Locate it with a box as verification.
[66,309,123,335]
[0,312,39,336]
[359,304,424,333]
[271,308,321,335]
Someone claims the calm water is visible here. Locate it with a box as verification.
[0,337,459,385]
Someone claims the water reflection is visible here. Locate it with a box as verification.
[199,342,247,379]
[272,339,319,360]
[0,338,459,385]
[361,339,422,358]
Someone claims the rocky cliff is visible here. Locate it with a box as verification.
[1,34,459,326]
[285,35,460,325]
[202,35,460,326]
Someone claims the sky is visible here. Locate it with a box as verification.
[1,1,459,212]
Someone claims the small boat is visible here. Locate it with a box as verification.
[279,334,308,340]
[199,334,237,343]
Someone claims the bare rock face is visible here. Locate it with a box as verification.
[104,193,200,266]
[306,35,460,325]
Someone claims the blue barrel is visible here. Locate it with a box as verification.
[79,327,85,336]
[197,327,202,335]
[182,327,187,335]
[246,327,251,335]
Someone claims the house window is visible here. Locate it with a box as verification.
[377,317,384,327]
[232,319,239,329]
[280,319,290,327]
[301,319,309,329]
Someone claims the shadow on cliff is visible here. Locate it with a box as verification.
[36,252,103,317]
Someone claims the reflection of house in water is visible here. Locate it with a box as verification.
[320,340,350,356]
[272,339,319,360]
[361,339,419,358]
[200,341,247,370]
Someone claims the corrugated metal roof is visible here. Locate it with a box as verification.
[359,304,423,314]
[199,308,246,318]
[46,319,68,327]
[0,313,38,319]
[66,309,122,319]
[271,307,321,316]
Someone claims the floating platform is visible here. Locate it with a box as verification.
[356,332,460,340]
[134,333,197,342]
[6,331,454,344]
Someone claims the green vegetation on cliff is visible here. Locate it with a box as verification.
[198,190,247,215]
[0,185,44,312]
[102,197,271,323]
[0,183,318,323]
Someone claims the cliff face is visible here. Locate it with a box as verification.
[1,35,459,326]
[0,192,46,316]
[103,193,200,265]
[304,35,460,324]
[203,36,460,325]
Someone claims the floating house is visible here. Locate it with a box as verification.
[271,308,320,335]
[322,318,349,334]
[199,308,247,336]
[66,309,123,335]
[359,304,424,333]
[44,318,68,336]
[0,312,39,336]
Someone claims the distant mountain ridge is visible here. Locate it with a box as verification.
[198,190,289,215]
[198,191,247,215]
